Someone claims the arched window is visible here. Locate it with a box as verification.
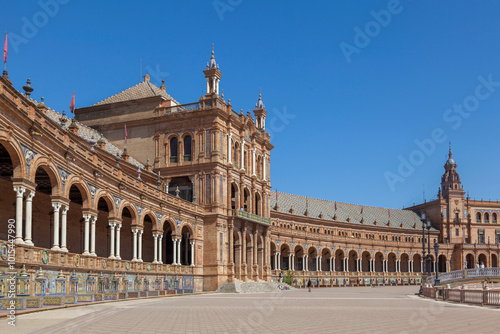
[476,212,482,223]
[183,135,192,161]
[484,212,490,223]
[170,137,178,162]
[493,213,497,223]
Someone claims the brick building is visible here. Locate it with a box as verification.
[0,49,498,309]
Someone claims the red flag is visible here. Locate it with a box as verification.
[335,202,337,211]
[69,91,75,112]
[360,206,363,215]
[124,124,128,145]
[3,33,7,63]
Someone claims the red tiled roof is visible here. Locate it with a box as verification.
[93,76,179,106]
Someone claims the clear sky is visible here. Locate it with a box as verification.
[2,0,500,209]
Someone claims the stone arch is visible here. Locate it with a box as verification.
[308,246,319,271]
[93,191,116,218]
[230,182,239,210]
[387,252,397,272]
[465,253,475,269]
[478,253,488,267]
[413,253,422,273]
[161,217,176,265]
[361,250,371,272]
[348,249,359,272]
[243,187,251,212]
[118,203,138,261]
[335,248,345,271]
[94,193,116,258]
[254,191,262,216]
[117,201,138,223]
[321,247,332,271]
[179,222,195,236]
[293,244,305,271]
[0,135,27,178]
[64,176,91,208]
[141,212,157,263]
[400,252,410,272]
[140,209,159,230]
[160,216,177,234]
[375,251,384,272]
[491,253,498,267]
[438,254,447,272]
[30,157,62,196]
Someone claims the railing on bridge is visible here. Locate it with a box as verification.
[428,267,500,285]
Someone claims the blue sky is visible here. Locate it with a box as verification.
[2,0,500,209]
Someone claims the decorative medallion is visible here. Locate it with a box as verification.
[74,254,80,267]
[21,145,36,177]
[185,266,189,274]
[147,263,152,272]
[0,242,8,260]
[113,196,122,215]
[102,258,107,269]
[166,264,171,272]
[125,261,131,271]
[41,249,49,264]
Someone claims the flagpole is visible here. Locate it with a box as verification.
[3,32,7,72]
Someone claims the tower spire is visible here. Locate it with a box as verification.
[449,142,452,159]
[203,44,222,96]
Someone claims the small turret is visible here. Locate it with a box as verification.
[253,89,267,131]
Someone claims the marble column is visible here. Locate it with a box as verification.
[190,241,195,266]
[132,229,138,261]
[90,216,97,256]
[109,222,116,259]
[138,230,143,262]
[177,237,181,265]
[172,238,177,265]
[14,186,26,244]
[153,234,158,263]
[60,205,69,252]
[158,235,163,264]
[115,224,122,260]
[24,190,35,246]
[82,214,91,256]
[51,203,62,250]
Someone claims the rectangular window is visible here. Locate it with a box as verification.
[455,228,459,237]
[443,209,447,218]
[478,229,485,244]
[455,213,459,222]
[496,230,500,244]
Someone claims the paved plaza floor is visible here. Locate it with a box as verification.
[2,286,500,333]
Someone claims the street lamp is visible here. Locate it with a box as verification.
[426,220,432,276]
[420,212,427,274]
[434,242,440,286]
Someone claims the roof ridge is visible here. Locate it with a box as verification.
[275,191,407,212]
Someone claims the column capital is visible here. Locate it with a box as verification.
[90,215,97,224]
[52,202,62,212]
[82,213,92,221]
[13,186,26,196]
[26,190,35,200]
[61,205,69,214]
[108,221,116,229]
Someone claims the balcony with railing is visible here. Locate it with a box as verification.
[233,210,271,225]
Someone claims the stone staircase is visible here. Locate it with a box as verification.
[216,279,294,293]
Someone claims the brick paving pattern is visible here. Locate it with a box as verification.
[2,286,500,333]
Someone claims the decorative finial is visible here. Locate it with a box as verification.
[221,89,224,98]
[23,78,34,97]
[212,43,214,55]
[160,78,166,91]
[175,185,180,197]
